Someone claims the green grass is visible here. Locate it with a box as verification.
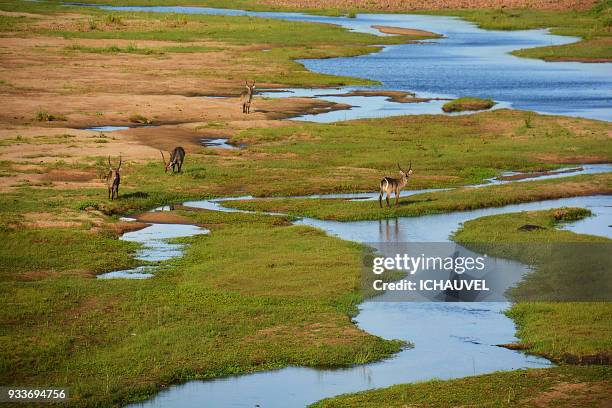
[224,110,610,195]
[0,109,609,229]
[442,97,495,112]
[0,110,609,226]
[0,14,32,32]
[0,134,77,146]
[159,44,221,53]
[452,207,612,362]
[44,13,389,46]
[310,365,612,407]
[0,209,403,406]
[508,302,612,364]
[224,173,612,221]
[64,43,163,55]
[512,37,612,62]
[0,227,141,277]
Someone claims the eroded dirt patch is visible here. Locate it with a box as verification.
[528,381,612,408]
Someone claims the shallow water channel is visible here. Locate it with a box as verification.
[99,166,612,407]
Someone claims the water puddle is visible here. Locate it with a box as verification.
[84,125,158,132]
[97,222,209,279]
[85,126,130,132]
[200,138,240,149]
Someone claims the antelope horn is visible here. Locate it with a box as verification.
[397,162,403,172]
[160,150,167,165]
[407,160,412,172]
[108,156,112,170]
[117,155,122,170]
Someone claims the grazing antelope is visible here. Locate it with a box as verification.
[106,155,122,200]
[160,146,186,173]
[240,80,255,114]
[379,161,413,208]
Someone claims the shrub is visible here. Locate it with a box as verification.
[34,110,67,122]
[442,97,495,113]
[104,14,123,25]
[128,114,151,124]
[553,208,591,222]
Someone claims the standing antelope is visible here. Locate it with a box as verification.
[240,80,255,114]
[106,155,122,200]
[160,146,185,173]
[379,161,413,208]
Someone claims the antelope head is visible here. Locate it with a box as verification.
[108,155,122,174]
[160,150,171,173]
[397,161,413,179]
[107,155,122,185]
[245,80,255,94]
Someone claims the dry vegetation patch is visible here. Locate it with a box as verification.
[528,381,612,407]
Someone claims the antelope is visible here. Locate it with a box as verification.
[240,80,255,114]
[106,155,122,200]
[160,146,185,173]
[379,161,412,208]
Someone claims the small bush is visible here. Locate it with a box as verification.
[165,15,188,27]
[104,14,123,25]
[77,200,99,211]
[34,110,67,122]
[553,208,591,222]
[128,114,151,124]
[442,97,495,113]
